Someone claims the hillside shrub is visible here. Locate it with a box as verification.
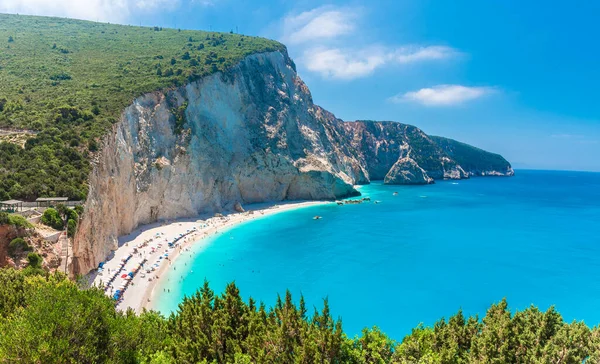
[8,238,31,258]
[67,219,77,238]
[26,253,42,268]
[41,208,63,230]
[0,213,33,229]
[8,214,33,229]
[0,212,8,225]
[73,205,84,216]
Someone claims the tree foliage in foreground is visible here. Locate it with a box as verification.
[0,268,598,363]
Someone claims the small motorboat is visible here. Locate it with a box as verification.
[393,192,398,196]
[313,216,322,220]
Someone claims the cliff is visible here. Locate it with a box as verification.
[343,121,467,184]
[72,51,512,274]
[72,52,366,274]
[430,136,514,176]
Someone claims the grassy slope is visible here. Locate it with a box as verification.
[0,13,284,201]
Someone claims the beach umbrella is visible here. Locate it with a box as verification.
[121,274,127,278]
[128,272,134,277]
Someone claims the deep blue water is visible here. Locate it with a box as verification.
[157,170,600,340]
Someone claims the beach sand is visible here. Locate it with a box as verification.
[91,200,326,313]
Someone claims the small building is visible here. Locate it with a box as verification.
[36,197,69,208]
[0,200,24,213]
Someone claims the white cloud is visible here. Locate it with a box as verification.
[0,0,183,23]
[392,85,494,106]
[393,46,459,64]
[282,6,359,44]
[278,6,460,80]
[302,46,458,80]
[302,47,385,79]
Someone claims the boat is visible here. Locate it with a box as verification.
[393,192,398,196]
[313,216,322,220]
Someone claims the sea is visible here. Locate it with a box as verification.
[155,170,600,340]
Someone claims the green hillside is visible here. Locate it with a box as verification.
[430,135,512,173]
[0,13,284,201]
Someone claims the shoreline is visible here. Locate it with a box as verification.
[91,200,327,313]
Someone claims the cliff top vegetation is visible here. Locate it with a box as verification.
[0,13,285,201]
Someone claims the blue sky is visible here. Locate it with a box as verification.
[3,0,599,171]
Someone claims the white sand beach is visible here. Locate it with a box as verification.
[91,200,326,313]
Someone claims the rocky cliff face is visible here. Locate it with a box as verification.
[72,52,366,274]
[73,51,513,275]
[342,121,468,184]
[430,136,514,177]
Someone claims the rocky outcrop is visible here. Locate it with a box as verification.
[343,120,467,184]
[72,50,513,275]
[430,136,514,177]
[385,158,434,185]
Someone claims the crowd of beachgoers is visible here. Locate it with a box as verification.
[90,201,325,313]
[96,227,201,306]
[92,220,208,310]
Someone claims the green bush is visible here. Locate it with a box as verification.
[41,208,63,230]
[67,219,77,238]
[26,253,42,269]
[8,238,31,258]
[8,214,33,229]
[0,213,33,229]
[0,212,8,225]
[73,205,84,217]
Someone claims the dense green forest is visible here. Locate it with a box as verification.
[0,13,285,201]
[0,267,597,363]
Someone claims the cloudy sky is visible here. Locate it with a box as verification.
[2,0,600,171]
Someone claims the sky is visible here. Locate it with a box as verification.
[2,0,599,171]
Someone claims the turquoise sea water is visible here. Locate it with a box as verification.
[156,170,600,340]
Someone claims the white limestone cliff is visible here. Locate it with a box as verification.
[72,51,513,275]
